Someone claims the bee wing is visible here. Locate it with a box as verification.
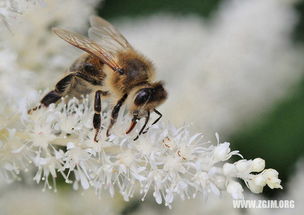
[52,27,122,72]
[88,15,133,52]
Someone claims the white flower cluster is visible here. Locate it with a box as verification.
[134,162,303,215]
[0,98,282,207]
[224,160,282,198]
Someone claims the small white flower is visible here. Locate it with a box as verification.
[253,174,267,187]
[223,163,237,176]
[117,150,135,167]
[213,174,226,190]
[65,142,91,164]
[247,179,264,194]
[227,181,244,199]
[247,174,267,193]
[262,169,283,189]
[213,133,241,162]
[163,155,185,173]
[213,142,231,162]
[235,159,253,174]
[251,158,265,172]
[153,189,162,204]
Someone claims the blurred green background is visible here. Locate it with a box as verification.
[98,0,221,18]
[98,0,304,197]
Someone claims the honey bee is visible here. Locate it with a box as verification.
[28,16,168,142]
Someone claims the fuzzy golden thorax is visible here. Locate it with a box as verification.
[103,50,155,97]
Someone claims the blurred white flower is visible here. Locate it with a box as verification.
[1,0,101,76]
[0,0,102,104]
[0,186,123,215]
[0,128,30,182]
[0,0,43,33]
[0,49,37,104]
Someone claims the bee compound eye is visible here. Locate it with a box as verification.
[134,89,151,106]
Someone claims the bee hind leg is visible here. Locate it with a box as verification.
[28,74,75,114]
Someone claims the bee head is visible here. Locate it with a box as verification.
[133,82,167,111]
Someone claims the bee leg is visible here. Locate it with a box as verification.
[106,94,128,137]
[93,90,103,142]
[133,111,150,141]
[28,74,74,114]
[142,109,162,134]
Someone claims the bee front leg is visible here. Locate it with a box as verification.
[106,94,128,137]
[93,90,102,142]
[151,109,162,125]
[133,111,150,141]
[142,109,162,134]
[28,74,75,114]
